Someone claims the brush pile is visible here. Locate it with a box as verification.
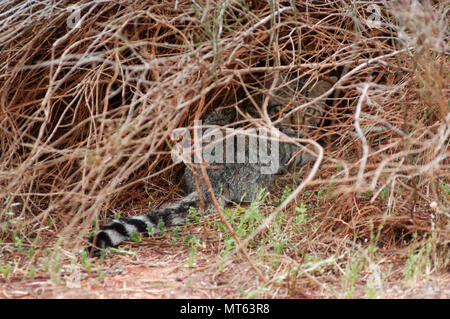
[0,0,448,262]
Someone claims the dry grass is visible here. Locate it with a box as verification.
[0,0,448,298]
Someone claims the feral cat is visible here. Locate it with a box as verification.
[88,74,334,255]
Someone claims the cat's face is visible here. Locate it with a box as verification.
[266,74,336,135]
[202,72,336,135]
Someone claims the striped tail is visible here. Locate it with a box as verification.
[88,192,200,256]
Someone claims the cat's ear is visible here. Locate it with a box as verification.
[309,77,336,98]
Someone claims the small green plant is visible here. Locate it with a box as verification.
[236,204,264,236]
[96,267,106,282]
[80,250,92,273]
[28,264,36,280]
[171,226,181,244]
[316,185,327,199]
[238,285,260,299]
[98,249,106,262]
[275,186,291,206]
[12,232,25,253]
[367,216,386,258]
[127,230,141,243]
[43,248,50,272]
[273,240,286,255]
[158,221,166,234]
[188,206,201,224]
[440,180,449,195]
[106,247,135,256]
[28,247,34,259]
[51,244,62,283]
[89,220,98,238]
[183,235,200,267]
[341,251,365,299]
[381,186,390,201]
[294,203,309,232]
[361,191,373,199]
[147,224,155,236]
[404,233,434,283]
[0,263,11,280]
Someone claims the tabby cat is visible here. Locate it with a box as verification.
[88,73,334,256]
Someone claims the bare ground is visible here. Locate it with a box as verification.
[1,242,448,299]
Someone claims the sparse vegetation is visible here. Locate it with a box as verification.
[0,0,448,298]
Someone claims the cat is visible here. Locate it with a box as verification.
[88,73,335,256]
